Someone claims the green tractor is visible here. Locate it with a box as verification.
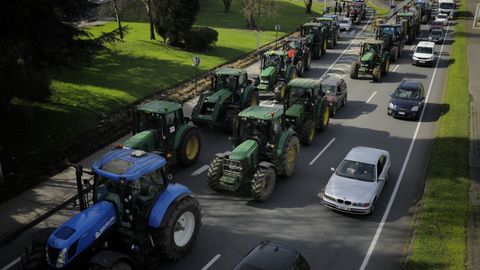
[206,105,300,202]
[256,50,297,101]
[312,17,339,48]
[283,37,312,77]
[347,2,366,24]
[284,78,330,145]
[121,100,201,168]
[299,22,328,58]
[350,39,390,82]
[396,10,421,45]
[191,67,259,132]
[375,23,406,62]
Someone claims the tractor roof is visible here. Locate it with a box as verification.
[284,37,305,42]
[238,105,283,120]
[137,100,182,114]
[397,12,414,16]
[363,39,384,44]
[264,50,287,56]
[302,22,322,27]
[92,149,167,181]
[288,78,321,89]
[316,17,334,21]
[215,67,246,76]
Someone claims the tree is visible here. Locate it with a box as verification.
[154,0,200,47]
[242,0,277,29]
[112,0,124,39]
[0,0,125,108]
[142,0,156,40]
[223,0,233,12]
[304,0,313,13]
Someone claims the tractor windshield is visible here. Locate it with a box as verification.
[238,118,272,142]
[263,55,282,68]
[382,27,395,35]
[137,111,163,131]
[288,87,313,106]
[214,75,237,91]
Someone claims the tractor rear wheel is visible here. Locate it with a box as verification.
[21,228,55,270]
[382,58,390,75]
[350,62,359,79]
[250,167,276,202]
[280,136,300,177]
[299,120,316,145]
[305,51,312,71]
[177,128,201,167]
[297,61,305,77]
[275,81,287,102]
[318,105,330,132]
[390,47,398,62]
[155,197,201,260]
[372,65,382,82]
[321,39,327,55]
[331,103,337,117]
[313,45,321,59]
[207,156,224,192]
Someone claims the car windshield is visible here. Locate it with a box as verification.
[340,19,350,24]
[416,46,433,54]
[321,84,336,95]
[336,160,376,182]
[393,88,420,100]
[439,3,455,9]
[430,30,443,36]
[436,14,448,19]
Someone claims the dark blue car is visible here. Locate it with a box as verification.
[387,80,425,120]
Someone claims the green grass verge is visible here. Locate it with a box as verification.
[366,0,389,18]
[6,0,324,169]
[406,1,471,269]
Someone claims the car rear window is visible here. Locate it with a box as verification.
[416,46,433,54]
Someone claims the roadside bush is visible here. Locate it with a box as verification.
[183,27,218,51]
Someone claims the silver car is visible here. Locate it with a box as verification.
[322,146,391,214]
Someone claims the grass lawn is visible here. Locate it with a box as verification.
[406,0,471,268]
[3,0,324,187]
[366,0,389,18]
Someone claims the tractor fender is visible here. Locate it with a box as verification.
[173,124,198,150]
[258,161,276,173]
[148,183,193,229]
[215,151,232,159]
[275,129,297,159]
[89,250,135,269]
[241,85,257,106]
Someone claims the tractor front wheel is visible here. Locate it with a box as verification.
[299,120,316,145]
[177,128,201,167]
[280,136,300,177]
[372,65,382,82]
[250,167,276,202]
[350,62,359,79]
[155,197,201,260]
[207,156,224,192]
[382,59,390,75]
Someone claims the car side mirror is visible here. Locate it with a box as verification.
[330,167,335,172]
[378,177,385,182]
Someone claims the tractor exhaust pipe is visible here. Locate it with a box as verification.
[73,164,87,211]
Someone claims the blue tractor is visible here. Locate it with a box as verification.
[21,149,201,269]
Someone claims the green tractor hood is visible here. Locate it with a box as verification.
[285,104,305,117]
[361,52,374,62]
[205,88,232,103]
[260,66,276,79]
[123,130,156,152]
[229,140,258,161]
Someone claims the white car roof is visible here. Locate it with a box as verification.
[417,41,435,48]
[345,146,388,165]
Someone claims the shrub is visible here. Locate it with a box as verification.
[183,27,218,51]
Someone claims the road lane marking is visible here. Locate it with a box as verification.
[410,44,415,51]
[309,138,336,166]
[191,165,209,176]
[320,13,374,79]
[392,64,400,72]
[201,254,221,270]
[366,91,377,103]
[0,257,20,270]
[359,25,451,270]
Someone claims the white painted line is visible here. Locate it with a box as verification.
[392,64,400,72]
[410,44,415,51]
[309,138,336,166]
[320,13,374,79]
[359,25,451,270]
[191,164,209,176]
[0,257,20,270]
[201,254,221,270]
[366,91,377,103]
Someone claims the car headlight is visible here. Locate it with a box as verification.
[388,102,395,109]
[353,202,370,207]
[323,193,335,201]
[411,105,419,112]
[56,248,67,268]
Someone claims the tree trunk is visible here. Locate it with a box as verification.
[223,0,231,12]
[246,14,256,29]
[143,0,156,40]
[304,0,312,13]
[112,0,123,39]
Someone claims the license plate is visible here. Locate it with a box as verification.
[419,61,425,63]
[398,111,406,115]
[337,205,350,211]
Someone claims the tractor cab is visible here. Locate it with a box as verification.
[361,41,384,60]
[351,39,390,81]
[257,51,296,101]
[211,68,248,98]
[283,37,305,58]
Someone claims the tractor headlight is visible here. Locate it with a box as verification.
[411,105,419,112]
[388,102,396,109]
[56,248,67,268]
[45,246,50,264]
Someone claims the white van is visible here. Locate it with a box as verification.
[438,0,455,19]
[412,41,436,67]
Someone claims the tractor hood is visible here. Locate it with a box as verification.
[46,201,117,268]
[285,104,305,117]
[123,130,156,152]
[229,140,259,161]
[205,88,232,103]
[260,66,276,79]
[361,52,374,62]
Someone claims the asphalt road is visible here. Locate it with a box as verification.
[0,5,455,270]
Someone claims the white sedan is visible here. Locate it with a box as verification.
[322,146,391,214]
[339,17,352,31]
[435,14,449,26]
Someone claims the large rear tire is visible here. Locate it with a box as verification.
[207,156,224,192]
[313,45,321,59]
[321,39,327,55]
[382,58,390,75]
[350,62,359,79]
[280,136,300,177]
[318,104,330,132]
[305,51,312,71]
[177,128,201,167]
[299,120,316,145]
[390,47,398,62]
[155,197,201,261]
[250,167,276,202]
[297,61,305,77]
